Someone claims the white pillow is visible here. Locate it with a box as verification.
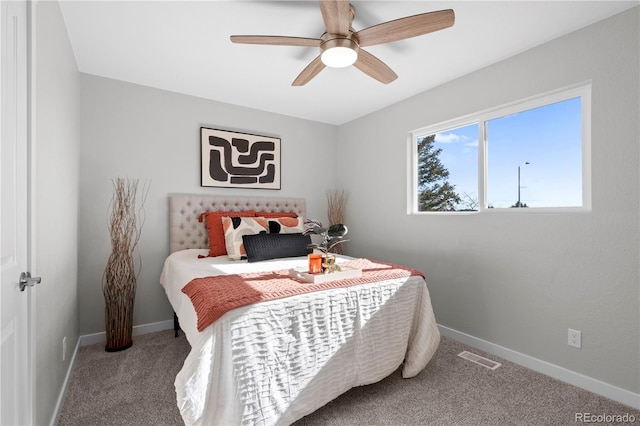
[221,216,268,260]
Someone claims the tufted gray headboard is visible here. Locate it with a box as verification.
[169,194,306,253]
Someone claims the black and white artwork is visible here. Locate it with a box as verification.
[201,127,281,189]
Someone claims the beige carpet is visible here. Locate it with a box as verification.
[57,330,639,425]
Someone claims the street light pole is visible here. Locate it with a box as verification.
[517,161,530,207]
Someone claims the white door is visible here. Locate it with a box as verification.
[1,1,33,425]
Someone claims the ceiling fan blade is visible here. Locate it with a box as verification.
[356,9,454,47]
[230,35,321,47]
[319,0,351,35]
[292,56,326,86]
[353,49,398,84]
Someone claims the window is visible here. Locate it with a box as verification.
[415,123,479,211]
[410,84,590,213]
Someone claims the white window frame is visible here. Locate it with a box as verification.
[408,82,592,214]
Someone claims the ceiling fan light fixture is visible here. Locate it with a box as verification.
[320,33,359,68]
[231,4,455,86]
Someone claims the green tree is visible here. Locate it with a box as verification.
[417,135,461,211]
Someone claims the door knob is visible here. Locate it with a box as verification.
[19,272,41,291]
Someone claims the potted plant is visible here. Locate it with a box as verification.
[302,219,349,273]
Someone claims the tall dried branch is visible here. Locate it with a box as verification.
[326,189,350,254]
[102,177,149,350]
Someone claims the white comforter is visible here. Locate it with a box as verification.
[160,249,440,426]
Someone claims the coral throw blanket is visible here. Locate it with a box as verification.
[182,258,425,332]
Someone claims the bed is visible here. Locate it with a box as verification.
[160,194,440,426]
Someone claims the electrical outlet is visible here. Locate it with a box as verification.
[62,336,67,361]
[568,328,581,348]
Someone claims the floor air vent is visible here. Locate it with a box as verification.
[458,351,502,370]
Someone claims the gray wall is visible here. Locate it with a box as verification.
[77,76,338,335]
[338,8,639,394]
[34,1,80,424]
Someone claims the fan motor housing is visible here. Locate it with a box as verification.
[320,32,359,67]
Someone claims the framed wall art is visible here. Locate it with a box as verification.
[201,127,281,189]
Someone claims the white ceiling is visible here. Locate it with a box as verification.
[59,1,638,125]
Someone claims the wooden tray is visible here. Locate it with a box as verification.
[289,266,362,284]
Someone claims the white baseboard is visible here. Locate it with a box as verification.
[78,319,174,347]
[49,337,81,426]
[50,319,175,425]
[438,325,640,410]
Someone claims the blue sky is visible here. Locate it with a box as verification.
[430,97,582,209]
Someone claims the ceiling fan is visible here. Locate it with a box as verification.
[230,0,454,86]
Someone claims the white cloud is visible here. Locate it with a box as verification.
[435,132,461,144]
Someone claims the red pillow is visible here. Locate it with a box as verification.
[199,210,256,257]
[255,211,298,218]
